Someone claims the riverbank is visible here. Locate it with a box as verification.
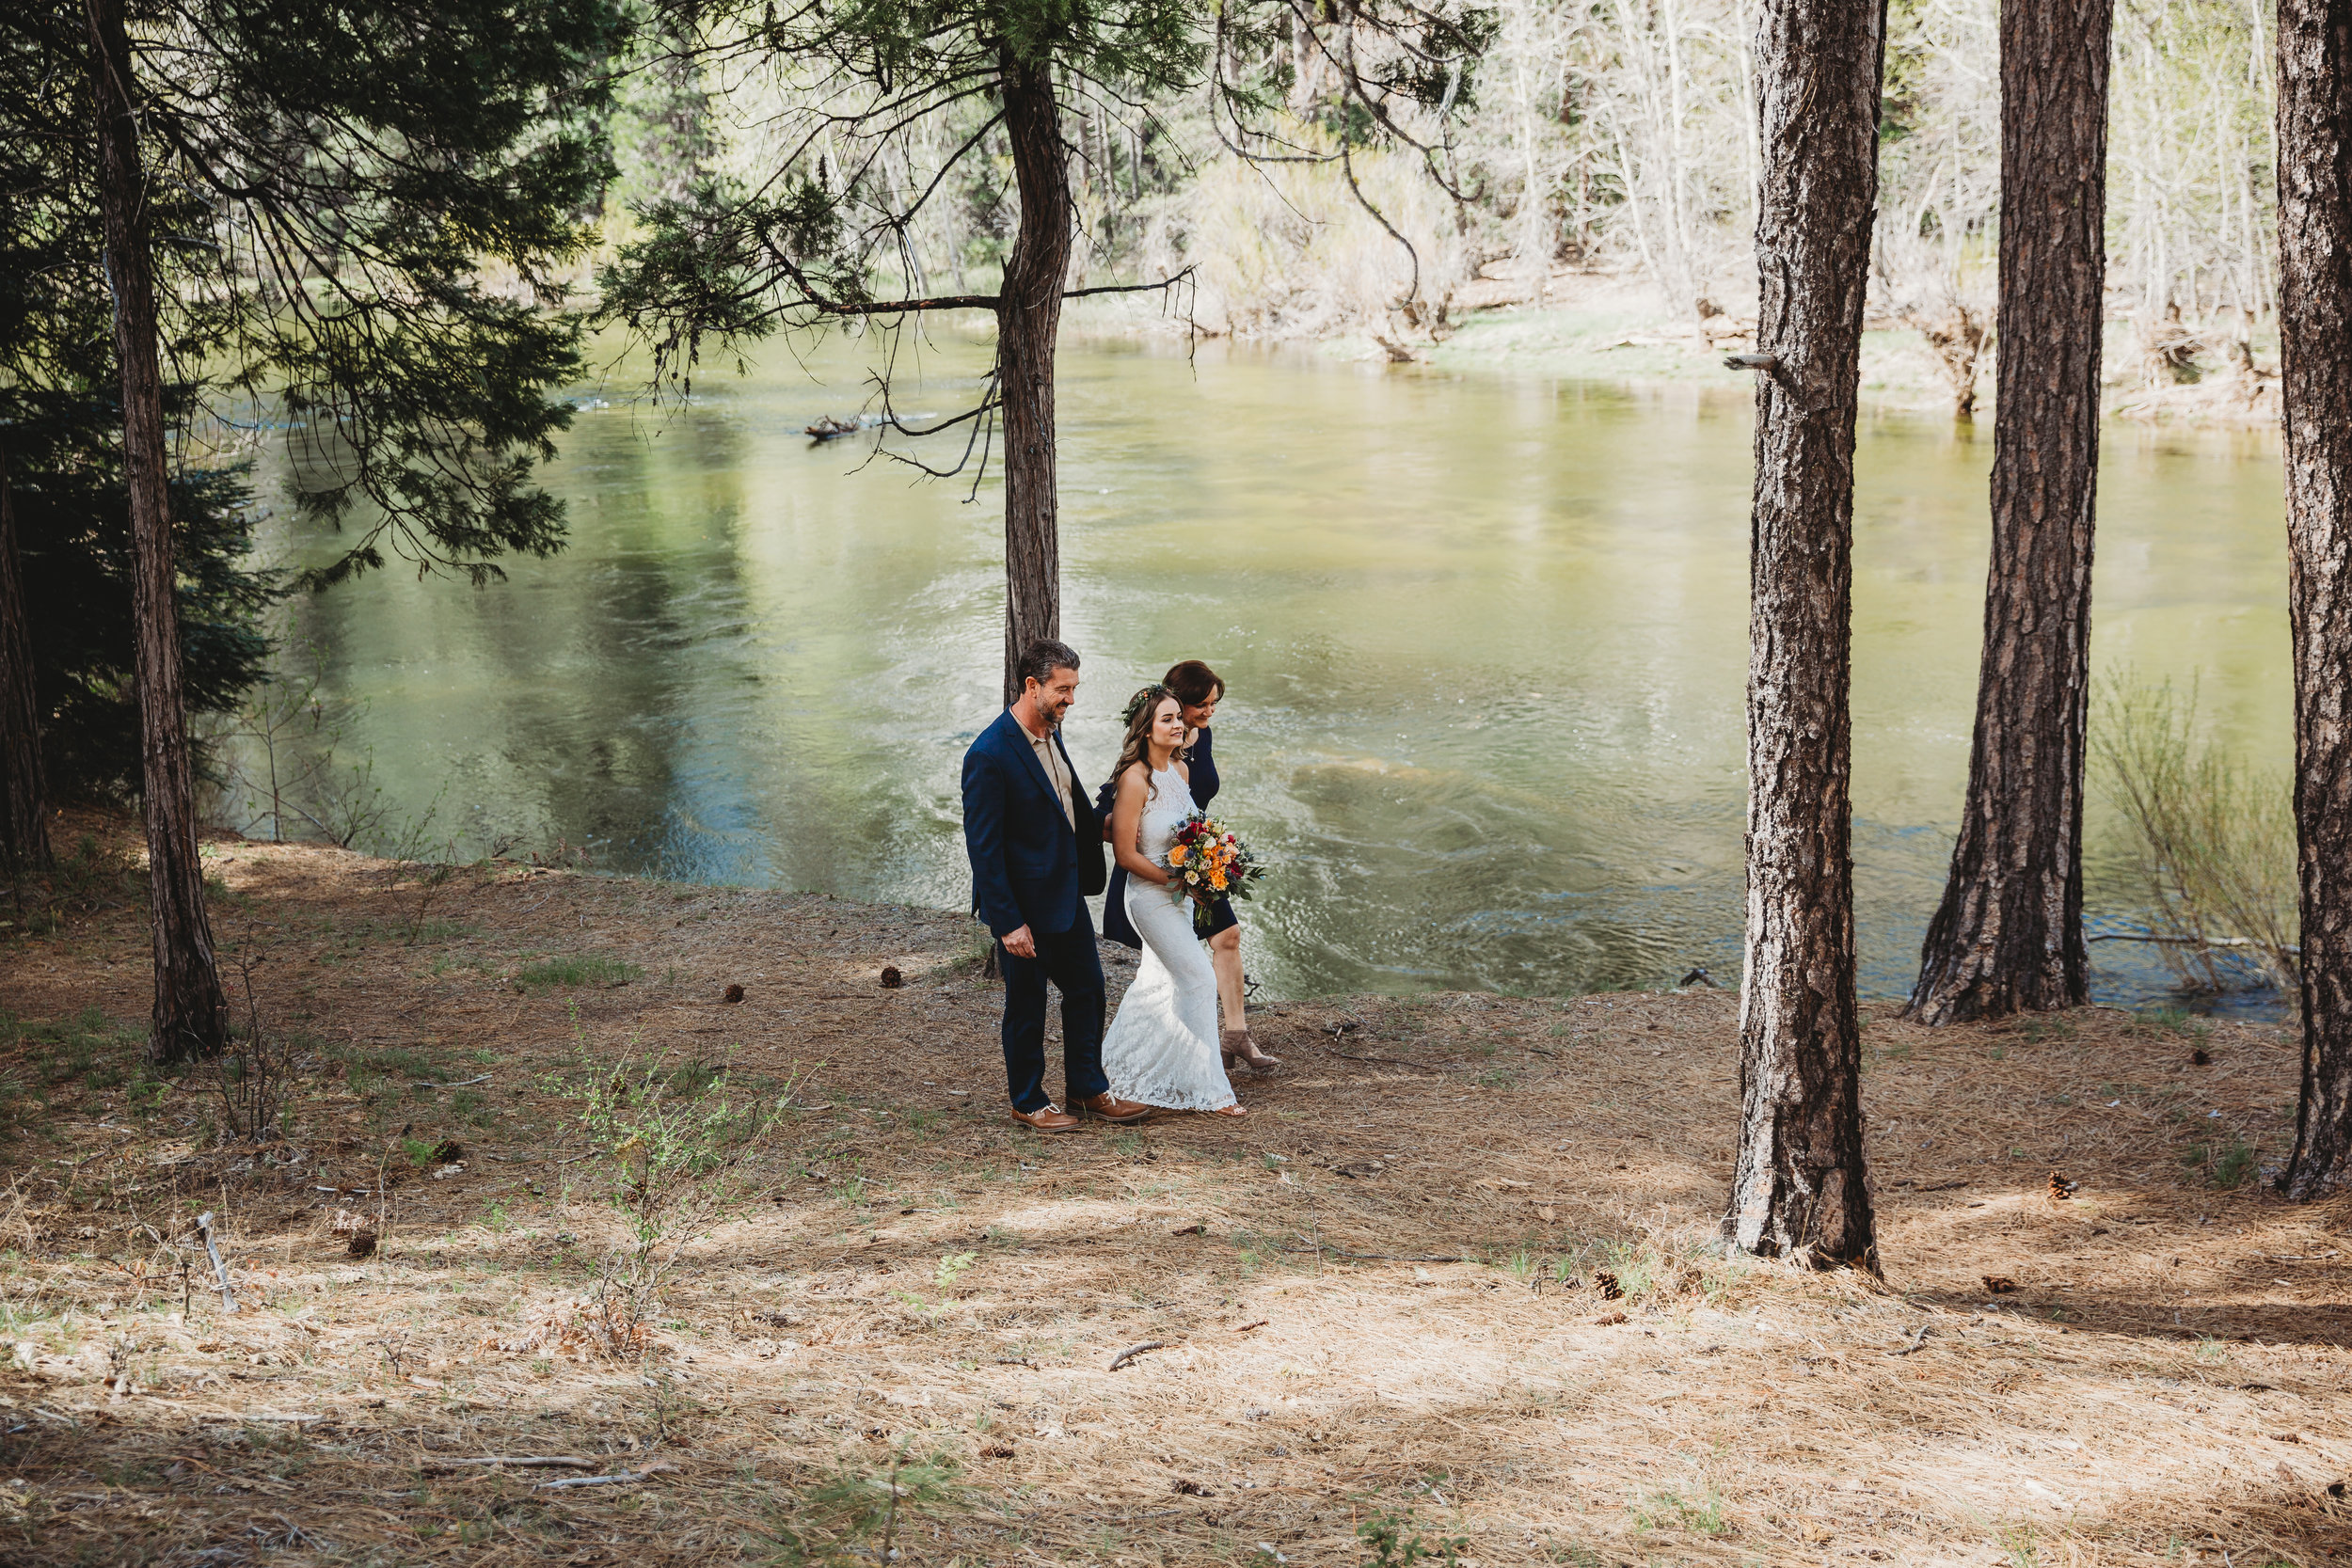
[1,814,2345,1565]
[1097,269,2285,429]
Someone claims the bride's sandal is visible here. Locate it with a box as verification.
[1222,1029,1283,1076]
[1209,1102,1248,1117]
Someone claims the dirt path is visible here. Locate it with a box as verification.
[1,816,2346,1565]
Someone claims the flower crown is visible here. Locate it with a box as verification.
[1122,683,1174,727]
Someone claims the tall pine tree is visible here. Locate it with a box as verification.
[2277,0,2352,1199]
[1906,0,2112,1026]
[1722,0,1886,1273]
[0,13,272,867]
[7,0,619,1060]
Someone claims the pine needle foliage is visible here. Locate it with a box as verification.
[2,0,625,593]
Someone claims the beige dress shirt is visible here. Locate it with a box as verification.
[1027,726,1076,831]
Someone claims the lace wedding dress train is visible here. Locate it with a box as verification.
[1101,765,1236,1112]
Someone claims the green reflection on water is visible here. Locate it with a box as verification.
[259,333,2289,1008]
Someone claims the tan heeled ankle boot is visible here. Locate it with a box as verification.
[1220,1028,1282,1075]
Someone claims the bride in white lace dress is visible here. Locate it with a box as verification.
[1100,689,1245,1117]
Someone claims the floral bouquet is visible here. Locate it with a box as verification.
[1162,811,1265,934]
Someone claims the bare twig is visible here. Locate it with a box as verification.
[535,1463,676,1490]
[2085,931,2297,953]
[1106,1340,1168,1370]
[194,1212,237,1313]
[424,1456,600,1470]
[1279,1243,1469,1264]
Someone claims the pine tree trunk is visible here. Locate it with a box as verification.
[0,456,50,875]
[994,50,1073,707]
[1907,0,2111,1026]
[2278,0,2352,1200]
[87,0,230,1063]
[1721,0,1885,1273]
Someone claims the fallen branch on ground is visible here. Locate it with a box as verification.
[1107,1340,1168,1370]
[536,1462,676,1490]
[424,1456,600,1470]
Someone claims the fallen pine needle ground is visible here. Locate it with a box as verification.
[0,813,2346,1566]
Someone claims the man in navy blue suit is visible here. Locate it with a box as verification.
[962,639,1152,1132]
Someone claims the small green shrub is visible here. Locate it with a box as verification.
[2210,1136,2258,1189]
[515,954,641,990]
[1357,1506,1467,1567]
[760,1450,969,1562]
[2092,673,2297,992]
[335,1043,440,1082]
[1633,1486,1729,1537]
[552,1039,799,1355]
[8,1008,141,1091]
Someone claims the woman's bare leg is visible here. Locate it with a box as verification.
[1212,925,1281,1072]
[1209,925,1246,1033]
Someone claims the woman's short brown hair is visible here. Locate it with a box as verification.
[1163,659,1224,706]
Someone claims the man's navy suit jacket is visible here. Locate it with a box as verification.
[961,709,1101,939]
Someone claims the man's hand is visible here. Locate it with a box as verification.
[1001,925,1037,959]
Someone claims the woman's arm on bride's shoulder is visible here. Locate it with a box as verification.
[1110,765,1168,883]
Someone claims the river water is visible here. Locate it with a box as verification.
[262,333,2291,1010]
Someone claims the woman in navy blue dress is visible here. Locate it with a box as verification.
[1097,660,1280,1073]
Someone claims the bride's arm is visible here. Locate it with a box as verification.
[1110,766,1170,883]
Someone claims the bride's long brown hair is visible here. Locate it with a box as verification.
[1111,686,1180,803]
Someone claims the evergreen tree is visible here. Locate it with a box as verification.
[1905,0,2112,1026]
[0,13,272,859]
[2276,0,2352,1200]
[1722,0,1885,1273]
[6,0,620,1060]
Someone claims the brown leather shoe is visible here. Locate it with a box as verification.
[1077,1092,1153,1124]
[1009,1103,1083,1133]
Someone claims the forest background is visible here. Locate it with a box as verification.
[598,0,2281,420]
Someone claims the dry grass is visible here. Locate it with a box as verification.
[1,812,2348,1566]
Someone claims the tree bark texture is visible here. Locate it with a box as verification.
[1722,0,1884,1273]
[87,0,230,1062]
[0,456,50,874]
[1907,0,2111,1026]
[994,50,1073,707]
[2278,0,2352,1200]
